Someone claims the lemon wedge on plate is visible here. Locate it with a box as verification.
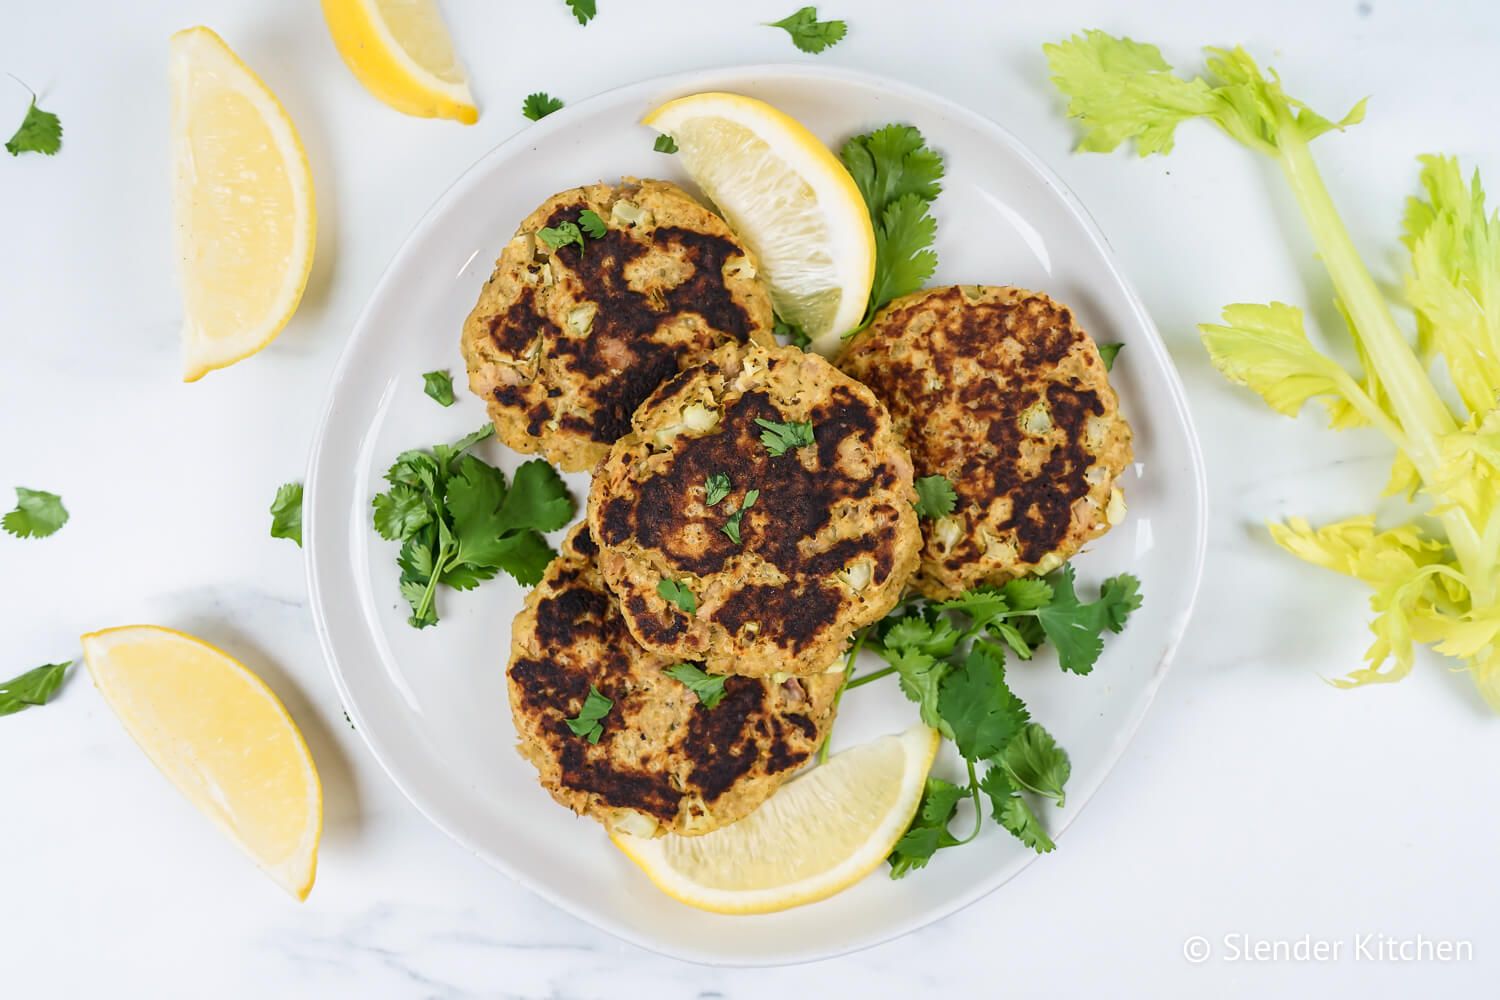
[322,0,478,123]
[170,27,316,382]
[643,92,875,355]
[613,725,938,914]
[80,626,323,900]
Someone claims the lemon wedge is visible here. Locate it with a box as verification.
[80,626,323,900]
[321,0,477,123]
[170,27,316,382]
[643,92,875,355]
[613,724,938,914]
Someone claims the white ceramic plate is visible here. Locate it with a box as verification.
[305,64,1207,966]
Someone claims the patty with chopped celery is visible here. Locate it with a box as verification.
[508,524,840,838]
[460,178,776,473]
[588,341,921,677]
[838,285,1133,600]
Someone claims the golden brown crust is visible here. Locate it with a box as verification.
[587,342,922,676]
[461,179,775,472]
[838,285,1133,599]
[507,525,839,837]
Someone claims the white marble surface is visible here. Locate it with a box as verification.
[4,1,1498,996]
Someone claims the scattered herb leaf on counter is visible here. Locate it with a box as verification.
[522,91,564,121]
[913,474,957,520]
[5,81,61,157]
[577,209,608,239]
[755,417,815,456]
[841,565,1141,872]
[653,134,678,154]
[372,425,575,628]
[657,577,698,615]
[564,0,597,26]
[3,487,68,539]
[721,488,759,544]
[0,661,71,717]
[269,482,304,547]
[774,316,812,351]
[768,6,847,54]
[1097,342,1122,370]
[704,473,731,507]
[1048,31,1500,710]
[839,125,944,327]
[566,684,612,743]
[664,663,728,709]
[422,370,456,407]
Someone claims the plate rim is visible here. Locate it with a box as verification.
[304,60,1210,967]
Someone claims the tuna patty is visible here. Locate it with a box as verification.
[588,342,921,677]
[838,285,1132,599]
[461,179,775,472]
[507,525,839,837]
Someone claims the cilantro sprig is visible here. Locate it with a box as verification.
[664,663,727,709]
[539,209,607,255]
[566,684,612,743]
[755,418,815,456]
[5,78,61,157]
[0,661,71,717]
[653,134,678,154]
[657,577,697,615]
[372,425,575,628]
[722,489,759,544]
[564,0,596,25]
[522,92,564,121]
[768,6,847,54]
[913,474,957,520]
[3,487,67,539]
[422,370,456,406]
[840,125,944,328]
[269,482,303,547]
[704,473,731,507]
[842,564,1142,873]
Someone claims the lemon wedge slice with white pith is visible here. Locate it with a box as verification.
[643,92,875,355]
[321,0,478,123]
[170,27,316,382]
[81,626,323,900]
[614,725,939,914]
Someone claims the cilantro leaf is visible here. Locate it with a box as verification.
[1002,577,1054,611]
[768,6,847,54]
[564,0,596,25]
[0,661,70,717]
[664,663,728,708]
[269,482,304,547]
[658,577,697,614]
[868,193,938,318]
[980,765,1055,853]
[372,482,432,540]
[1099,574,1144,632]
[500,459,575,533]
[522,91,565,121]
[704,473,731,507]
[5,94,61,157]
[755,417,815,456]
[936,586,1008,623]
[722,488,759,544]
[422,370,456,406]
[2,487,68,539]
[538,221,584,254]
[1034,565,1143,674]
[485,531,557,587]
[888,777,964,877]
[434,425,495,472]
[937,644,1029,760]
[565,684,612,743]
[1098,342,1123,370]
[913,474,957,519]
[653,134,678,154]
[774,315,812,350]
[447,456,572,580]
[578,209,608,239]
[1000,723,1071,806]
[885,646,948,733]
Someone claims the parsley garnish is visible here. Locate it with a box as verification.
[522,92,564,121]
[565,684,612,743]
[653,134,678,154]
[841,564,1141,873]
[422,370,456,406]
[564,0,597,25]
[767,6,847,54]
[0,661,70,717]
[913,474,957,519]
[722,489,759,544]
[1098,342,1122,370]
[3,487,67,539]
[577,209,607,238]
[657,577,697,615]
[664,663,728,708]
[269,482,304,547]
[774,316,812,351]
[840,125,944,328]
[704,473,731,507]
[755,417,815,456]
[5,80,61,157]
[371,425,575,628]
